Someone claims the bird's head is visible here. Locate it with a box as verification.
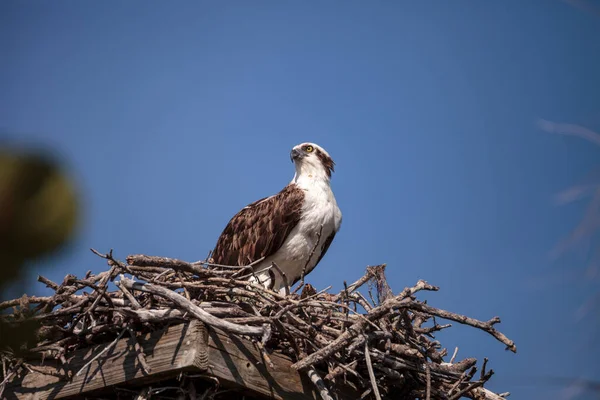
[290,142,335,181]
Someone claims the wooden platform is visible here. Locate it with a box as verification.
[5,321,357,400]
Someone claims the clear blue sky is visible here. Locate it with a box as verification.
[2,1,599,398]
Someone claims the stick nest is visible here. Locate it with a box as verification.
[0,250,516,400]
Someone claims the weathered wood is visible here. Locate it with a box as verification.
[205,327,358,400]
[4,322,359,400]
[5,321,208,400]
[205,328,318,400]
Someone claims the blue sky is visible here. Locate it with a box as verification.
[2,1,600,398]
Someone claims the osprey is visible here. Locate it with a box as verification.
[211,142,342,293]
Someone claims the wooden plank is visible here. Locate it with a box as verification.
[5,321,359,400]
[205,328,359,400]
[5,321,208,400]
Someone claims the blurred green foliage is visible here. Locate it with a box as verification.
[0,145,80,350]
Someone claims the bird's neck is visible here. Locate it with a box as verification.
[292,165,331,190]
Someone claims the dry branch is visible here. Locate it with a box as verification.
[0,251,516,400]
[119,278,264,336]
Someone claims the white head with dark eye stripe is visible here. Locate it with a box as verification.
[290,142,335,182]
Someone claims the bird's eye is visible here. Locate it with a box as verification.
[304,145,314,152]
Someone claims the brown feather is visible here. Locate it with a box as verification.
[315,148,335,178]
[211,184,305,266]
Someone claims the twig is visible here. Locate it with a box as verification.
[127,327,151,374]
[332,265,387,301]
[200,256,266,270]
[0,295,76,311]
[119,278,264,336]
[76,328,126,376]
[0,363,20,398]
[176,271,191,300]
[409,303,517,352]
[426,363,431,400]
[324,360,358,381]
[292,280,436,370]
[447,370,468,397]
[448,379,485,400]
[480,357,488,380]
[269,262,290,295]
[230,256,267,278]
[37,275,60,291]
[364,342,382,400]
[127,254,212,277]
[450,347,459,364]
[115,278,142,309]
[342,281,350,331]
[307,367,335,400]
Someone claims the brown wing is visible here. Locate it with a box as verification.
[211,184,305,266]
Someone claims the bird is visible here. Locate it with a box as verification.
[210,142,342,294]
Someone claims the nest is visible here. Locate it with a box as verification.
[0,250,516,399]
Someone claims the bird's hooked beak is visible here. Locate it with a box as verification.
[290,148,304,162]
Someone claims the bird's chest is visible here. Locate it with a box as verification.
[272,180,341,272]
[259,181,341,290]
[290,187,340,255]
[298,191,338,236]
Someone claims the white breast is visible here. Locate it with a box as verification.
[252,177,342,293]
